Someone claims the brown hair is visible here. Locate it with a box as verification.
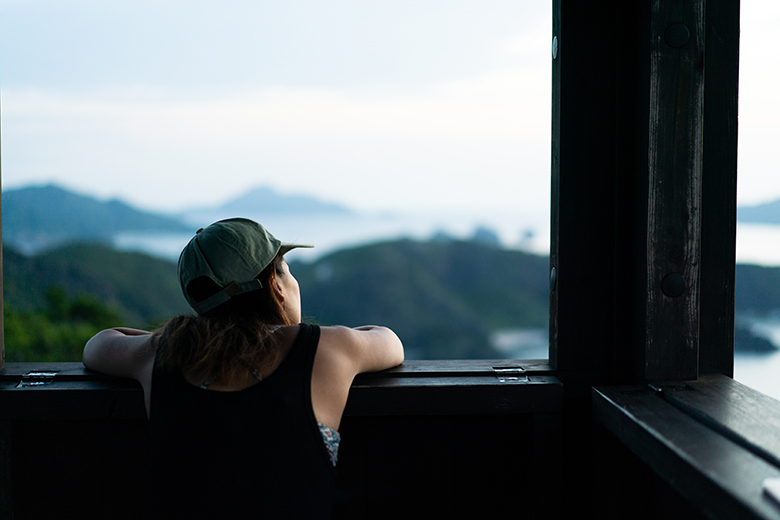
[154,255,295,386]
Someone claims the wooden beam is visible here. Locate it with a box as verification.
[652,375,780,468]
[594,384,780,520]
[644,0,705,380]
[550,0,620,377]
[550,0,736,383]
[1,99,4,371]
[698,0,739,376]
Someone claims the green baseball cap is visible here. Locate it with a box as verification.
[178,218,313,314]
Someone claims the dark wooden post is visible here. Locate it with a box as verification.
[698,0,739,376]
[0,95,7,519]
[550,2,738,516]
[550,0,736,384]
[1,98,4,371]
[644,0,706,381]
[549,0,621,381]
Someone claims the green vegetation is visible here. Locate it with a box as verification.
[4,288,122,362]
[292,239,549,359]
[5,183,780,361]
[3,238,549,361]
[10,237,780,361]
[3,242,189,362]
[3,242,189,326]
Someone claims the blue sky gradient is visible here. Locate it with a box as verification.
[0,0,777,223]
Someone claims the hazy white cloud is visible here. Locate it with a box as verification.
[1,62,551,213]
[737,0,780,205]
[7,0,779,221]
[4,65,548,141]
[0,0,557,224]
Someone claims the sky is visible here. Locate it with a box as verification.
[0,1,777,220]
[0,0,551,219]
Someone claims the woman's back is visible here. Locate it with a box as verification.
[83,218,403,517]
[148,323,336,519]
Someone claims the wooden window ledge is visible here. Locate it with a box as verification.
[1,360,562,420]
[594,374,780,520]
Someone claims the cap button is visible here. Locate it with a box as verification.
[196,228,204,234]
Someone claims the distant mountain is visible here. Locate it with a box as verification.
[180,186,353,224]
[2,184,190,253]
[737,199,780,224]
[735,264,780,313]
[217,186,352,215]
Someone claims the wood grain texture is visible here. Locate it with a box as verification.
[595,385,780,520]
[645,0,705,380]
[0,363,563,419]
[699,0,740,376]
[369,358,554,375]
[347,375,562,416]
[653,374,780,468]
[548,0,737,384]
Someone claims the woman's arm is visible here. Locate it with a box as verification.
[324,325,404,374]
[311,325,403,430]
[83,328,156,416]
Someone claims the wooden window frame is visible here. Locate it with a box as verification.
[0,0,739,383]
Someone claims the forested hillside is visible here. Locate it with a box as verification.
[4,243,188,325]
[3,242,190,362]
[5,239,780,362]
[735,264,780,313]
[3,239,548,361]
[293,239,548,359]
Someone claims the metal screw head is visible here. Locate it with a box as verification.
[552,35,559,59]
[665,23,690,48]
[661,273,686,298]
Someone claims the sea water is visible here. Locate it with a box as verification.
[735,314,780,402]
[113,209,552,262]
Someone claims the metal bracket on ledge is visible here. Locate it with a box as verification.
[493,367,529,383]
[16,370,59,388]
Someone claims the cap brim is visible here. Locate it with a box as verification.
[279,243,314,255]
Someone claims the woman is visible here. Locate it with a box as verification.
[83,218,404,519]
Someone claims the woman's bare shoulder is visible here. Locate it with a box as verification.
[317,325,404,374]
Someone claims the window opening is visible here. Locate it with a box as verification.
[0,1,551,362]
[732,2,780,400]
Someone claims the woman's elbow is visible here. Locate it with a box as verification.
[82,329,113,369]
[386,329,404,366]
[82,333,100,368]
[393,349,404,367]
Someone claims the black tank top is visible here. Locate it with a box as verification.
[147,323,336,519]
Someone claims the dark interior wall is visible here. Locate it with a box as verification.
[7,411,561,520]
